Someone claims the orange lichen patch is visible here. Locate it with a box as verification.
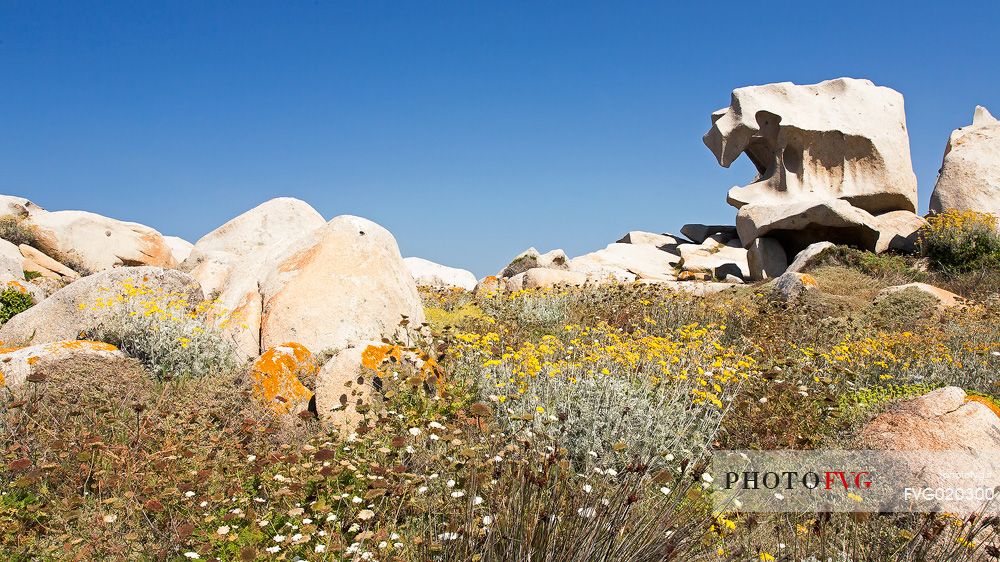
[0,346,25,354]
[55,340,118,352]
[0,371,5,387]
[965,395,1000,419]
[361,344,402,372]
[800,273,819,287]
[5,280,28,294]
[27,356,39,366]
[362,343,445,395]
[251,342,315,414]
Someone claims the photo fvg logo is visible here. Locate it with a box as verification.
[724,471,873,491]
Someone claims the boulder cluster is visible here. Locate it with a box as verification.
[410,77,995,293]
[0,75,995,431]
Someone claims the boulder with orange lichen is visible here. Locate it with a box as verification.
[259,215,424,353]
[0,340,122,389]
[250,342,316,415]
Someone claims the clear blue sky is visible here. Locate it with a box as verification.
[2,1,998,276]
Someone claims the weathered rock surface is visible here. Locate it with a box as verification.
[164,236,194,264]
[29,210,177,272]
[871,210,926,254]
[680,224,738,245]
[181,198,328,359]
[0,340,123,389]
[704,77,918,214]
[250,342,315,415]
[678,242,749,280]
[314,340,383,432]
[474,275,503,295]
[404,257,477,291]
[19,244,79,280]
[770,271,818,303]
[260,215,425,354]
[859,387,999,450]
[877,282,964,309]
[930,106,1000,221]
[786,241,835,273]
[0,239,24,281]
[183,198,326,265]
[569,243,679,283]
[0,267,203,346]
[857,387,1000,513]
[498,248,569,278]
[616,231,688,253]
[506,267,588,291]
[736,199,923,256]
[746,237,787,281]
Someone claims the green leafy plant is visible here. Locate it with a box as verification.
[0,288,34,324]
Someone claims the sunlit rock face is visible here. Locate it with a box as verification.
[704,77,918,215]
[929,106,1000,223]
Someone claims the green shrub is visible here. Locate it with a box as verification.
[0,215,36,247]
[21,270,41,281]
[919,210,1000,273]
[0,288,33,324]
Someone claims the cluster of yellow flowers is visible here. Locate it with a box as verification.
[450,321,756,409]
[796,330,957,381]
[925,208,998,233]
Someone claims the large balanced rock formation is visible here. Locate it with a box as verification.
[404,257,477,291]
[259,215,425,353]
[498,247,569,278]
[929,106,1000,221]
[704,78,924,261]
[705,77,917,213]
[0,267,203,345]
[181,198,328,358]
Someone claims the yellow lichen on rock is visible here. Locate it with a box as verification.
[251,342,316,414]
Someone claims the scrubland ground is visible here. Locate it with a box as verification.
[2,230,1000,560]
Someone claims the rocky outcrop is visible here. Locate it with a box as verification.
[404,257,477,291]
[746,237,787,281]
[0,239,24,282]
[857,387,1000,513]
[677,238,748,281]
[259,215,425,354]
[786,241,835,273]
[18,244,78,281]
[314,341,383,432]
[770,271,818,303]
[498,248,569,278]
[181,198,328,358]
[569,243,679,283]
[164,236,194,263]
[735,199,924,256]
[0,341,123,389]
[876,282,964,309]
[0,267,203,346]
[250,343,316,415]
[616,231,688,253]
[929,106,1000,221]
[704,78,917,214]
[679,224,738,245]
[505,268,588,291]
[704,78,924,258]
[28,210,177,272]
